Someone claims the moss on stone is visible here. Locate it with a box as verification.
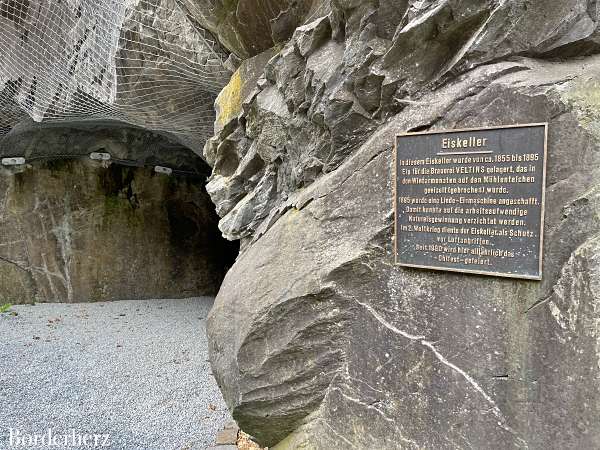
[216,69,244,129]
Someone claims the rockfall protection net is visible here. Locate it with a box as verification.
[0,0,230,151]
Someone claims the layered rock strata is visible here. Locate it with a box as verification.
[207,2,600,448]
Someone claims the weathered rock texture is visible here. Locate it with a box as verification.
[180,0,331,59]
[207,1,600,448]
[0,0,230,152]
[0,0,332,153]
[0,126,237,304]
[0,121,210,171]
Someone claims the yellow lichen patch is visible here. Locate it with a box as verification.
[217,68,243,129]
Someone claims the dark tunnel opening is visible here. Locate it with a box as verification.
[0,122,239,304]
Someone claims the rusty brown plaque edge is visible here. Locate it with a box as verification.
[394,123,548,280]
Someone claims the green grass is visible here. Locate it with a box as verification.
[0,303,12,313]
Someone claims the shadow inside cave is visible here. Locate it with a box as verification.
[0,121,239,304]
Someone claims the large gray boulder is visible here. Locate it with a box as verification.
[207,1,600,448]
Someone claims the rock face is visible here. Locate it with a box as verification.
[0,125,238,304]
[180,0,331,58]
[0,121,211,171]
[207,2,600,448]
[0,0,230,152]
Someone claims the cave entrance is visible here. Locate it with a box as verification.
[0,123,238,304]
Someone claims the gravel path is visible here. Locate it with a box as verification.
[0,298,231,450]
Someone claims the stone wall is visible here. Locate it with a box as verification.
[0,126,238,304]
[206,1,600,448]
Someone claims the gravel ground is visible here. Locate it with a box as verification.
[0,298,231,450]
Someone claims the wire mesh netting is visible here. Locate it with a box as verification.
[0,0,231,151]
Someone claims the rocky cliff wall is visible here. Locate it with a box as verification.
[0,125,238,304]
[206,1,600,448]
[0,0,230,152]
[0,0,330,153]
[179,0,331,59]
[0,0,333,305]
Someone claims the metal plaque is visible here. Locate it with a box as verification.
[394,123,548,280]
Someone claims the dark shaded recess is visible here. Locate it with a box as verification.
[99,163,131,197]
[3,122,240,296]
[165,188,240,284]
[42,157,76,173]
[533,40,600,59]
[213,139,240,177]
[270,0,314,44]
[236,0,287,55]
[96,151,240,291]
[99,164,139,209]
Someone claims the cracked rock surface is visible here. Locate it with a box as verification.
[206,1,600,448]
[180,0,331,59]
[0,0,231,151]
[0,127,238,303]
